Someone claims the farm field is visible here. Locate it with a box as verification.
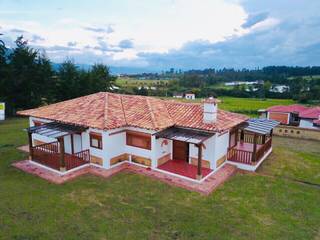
[0,118,319,239]
[116,77,171,88]
[163,96,296,116]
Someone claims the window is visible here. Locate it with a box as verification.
[90,132,102,149]
[297,131,300,134]
[33,120,43,127]
[126,131,151,150]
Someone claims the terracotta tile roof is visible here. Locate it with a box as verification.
[17,92,248,132]
[267,104,309,113]
[313,119,320,126]
[299,107,320,119]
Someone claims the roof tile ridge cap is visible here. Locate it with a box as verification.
[146,97,157,130]
[103,92,109,129]
[119,94,128,126]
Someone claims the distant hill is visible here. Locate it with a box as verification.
[51,63,158,75]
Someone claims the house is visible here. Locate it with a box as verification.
[269,85,290,93]
[264,104,320,130]
[185,93,195,100]
[17,93,278,181]
[298,107,320,129]
[264,104,309,125]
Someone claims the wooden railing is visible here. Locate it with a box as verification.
[64,150,90,170]
[32,142,60,170]
[227,148,253,165]
[31,142,90,171]
[227,138,272,165]
[255,138,272,163]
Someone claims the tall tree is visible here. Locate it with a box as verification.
[55,60,81,101]
[89,64,115,92]
[5,36,53,114]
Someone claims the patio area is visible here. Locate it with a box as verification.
[157,159,212,180]
[12,159,237,195]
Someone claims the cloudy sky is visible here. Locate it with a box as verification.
[1,0,320,71]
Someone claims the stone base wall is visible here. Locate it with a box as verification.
[190,157,210,169]
[274,126,320,141]
[131,155,152,167]
[90,155,103,166]
[110,153,129,166]
[216,155,227,168]
[157,153,171,166]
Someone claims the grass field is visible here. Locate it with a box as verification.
[164,97,295,117]
[116,77,171,87]
[0,118,319,239]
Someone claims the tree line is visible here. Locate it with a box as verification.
[0,36,115,115]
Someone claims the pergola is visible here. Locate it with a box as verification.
[27,122,87,171]
[239,118,279,161]
[155,126,215,179]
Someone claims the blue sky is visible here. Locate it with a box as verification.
[1,0,320,71]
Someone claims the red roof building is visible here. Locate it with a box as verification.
[17,93,278,181]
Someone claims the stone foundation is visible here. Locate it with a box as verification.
[110,153,129,166]
[131,155,151,167]
[157,153,171,166]
[190,157,210,169]
[90,155,103,166]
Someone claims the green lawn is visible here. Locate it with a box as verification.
[163,97,295,117]
[258,137,320,184]
[116,77,171,87]
[0,118,320,239]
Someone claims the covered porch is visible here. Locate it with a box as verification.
[155,127,214,180]
[227,119,279,166]
[27,122,90,172]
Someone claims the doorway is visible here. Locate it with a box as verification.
[172,140,189,162]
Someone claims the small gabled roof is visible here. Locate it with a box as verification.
[299,107,320,119]
[27,121,87,138]
[267,104,309,113]
[244,118,280,135]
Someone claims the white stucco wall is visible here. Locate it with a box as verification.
[188,135,215,169]
[299,119,317,129]
[29,117,231,171]
[214,132,229,162]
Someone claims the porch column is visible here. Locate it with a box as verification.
[70,134,74,154]
[27,131,33,160]
[252,134,257,162]
[240,130,244,143]
[262,134,266,144]
[196,143,203,180]
[58,137,66,172]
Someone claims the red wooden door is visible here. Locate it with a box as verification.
[173,140,189,162]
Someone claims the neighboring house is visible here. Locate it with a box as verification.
[185,93,195,100]
[298,107,320,129]
[264,104,309,125]
[269,85,290,93]
[18,93,278,181]
[263,104,320,130]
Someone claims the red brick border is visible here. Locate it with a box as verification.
[12,160,237,195]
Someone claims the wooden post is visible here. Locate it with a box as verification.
[196,143,202,180]
[70,134,74,154]
[235,129,238,145]
[28,131,33,160]
[262,134,266,144]
[58,137,66,172]
[252,134,257,162]
[240,130,244,143]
